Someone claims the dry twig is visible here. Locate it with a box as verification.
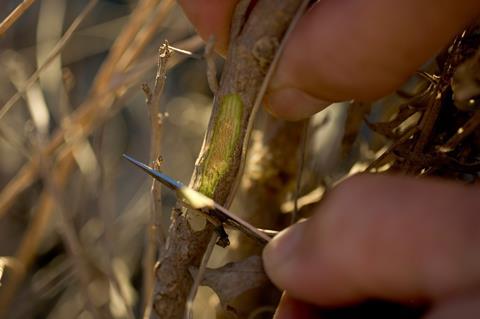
[142,41,171,319]
[292,120,309,224]
[365,126,419,172]
[412,32,466,155]
[0,0,38,36]
[441,110,480,151]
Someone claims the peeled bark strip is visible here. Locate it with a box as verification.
[151,0,304,318]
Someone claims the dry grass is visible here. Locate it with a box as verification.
[0,0,38,37]
[0,1,203,317]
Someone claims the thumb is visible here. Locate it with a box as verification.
[262,174,480,306]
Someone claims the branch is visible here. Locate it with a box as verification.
[0,0,38,37]
[151,0,307,317]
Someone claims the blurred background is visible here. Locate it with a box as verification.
[0,1,220,317]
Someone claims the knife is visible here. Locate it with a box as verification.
[123,154,275,245]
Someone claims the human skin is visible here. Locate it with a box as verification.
[264,175,480,318]
[178,0,480,318]
[179,0,480,120]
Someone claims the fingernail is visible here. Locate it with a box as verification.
[265,88,331,121]
[263,222,305,285]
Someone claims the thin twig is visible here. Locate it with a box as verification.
[291,119,309,224]
[3,50,50,137]
[142,41,171,319]
[0,0,98,120]
[184,233,218,319]
[412,32,466,155]
[365,126,419,172]
[169,46,203,60]
[0,0,37,36]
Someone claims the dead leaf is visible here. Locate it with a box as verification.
[189,255,270,308]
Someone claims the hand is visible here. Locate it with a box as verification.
[178,0,480,120]
[263,174,480,318]
[178,1,480,318]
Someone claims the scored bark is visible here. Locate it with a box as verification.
[151,1,303,318]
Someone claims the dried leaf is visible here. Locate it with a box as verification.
[189,255,269,308]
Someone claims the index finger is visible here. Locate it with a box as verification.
[178,0,239,54]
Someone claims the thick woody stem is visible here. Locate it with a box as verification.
[151,1,305,318]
